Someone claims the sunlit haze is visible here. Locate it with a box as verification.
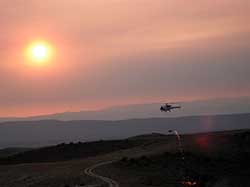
[0,0,250,117]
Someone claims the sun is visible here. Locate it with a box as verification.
[32,44,48,60]
[26,41,53,64]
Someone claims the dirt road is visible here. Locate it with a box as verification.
[84,161,119,187]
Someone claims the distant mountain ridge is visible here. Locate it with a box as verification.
[1,96,250,122]
[0,113,249,149]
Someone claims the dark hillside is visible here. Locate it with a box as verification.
[0,139,150,165]
[0,148,32,158]
[1,129,250,166]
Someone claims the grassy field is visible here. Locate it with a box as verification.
[0,129,249,187]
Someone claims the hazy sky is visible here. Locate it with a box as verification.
[0,0,250,117]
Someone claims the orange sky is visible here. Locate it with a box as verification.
[0,0,250,117]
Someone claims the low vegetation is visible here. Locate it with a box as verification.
[0,138,154,164]
[0,130,249,187]
[115,151,250,187]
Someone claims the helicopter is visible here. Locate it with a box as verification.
[160,103,181,112]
